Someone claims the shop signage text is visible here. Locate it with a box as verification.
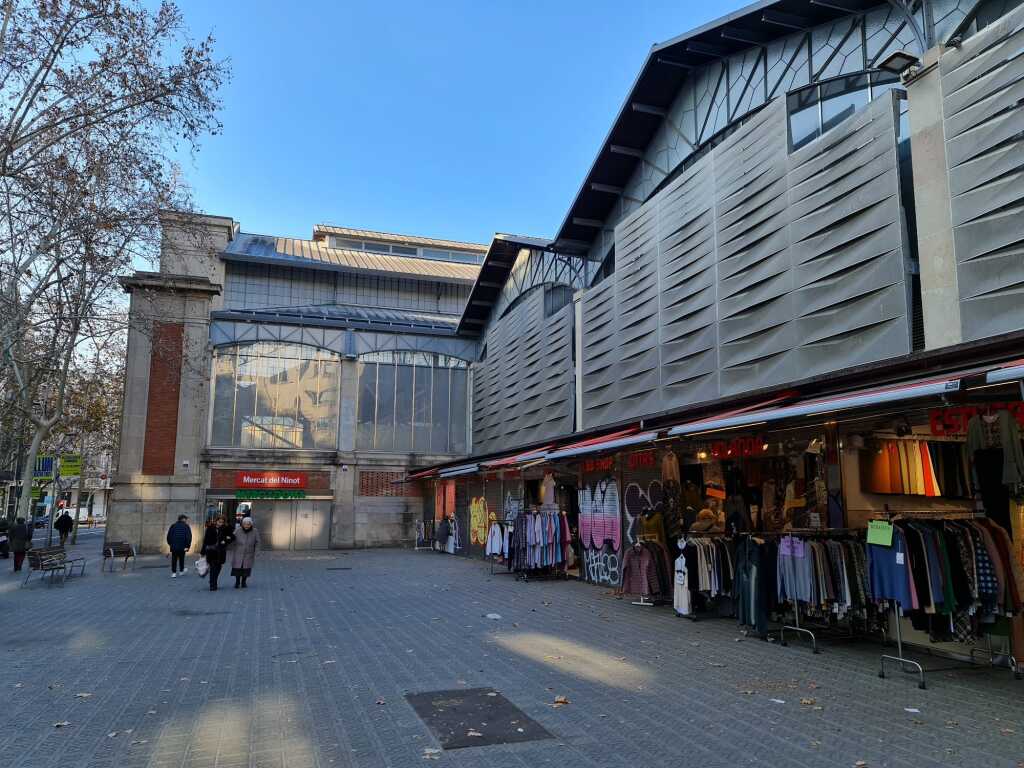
[709,435,766,458]
[235,489,306,500]
[235,471,307,489]
[626,451,656,470]
[581,456,614,473]
[929,403,1024,435]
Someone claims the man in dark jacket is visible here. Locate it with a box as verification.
[54,510,74,547]
[9,517,31,572]
[166,515,192,578]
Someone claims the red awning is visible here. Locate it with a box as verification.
[481,445,553,468]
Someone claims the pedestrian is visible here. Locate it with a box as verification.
[10,517,31,573]
[229,516,260,589]
[201,515,234,591]
[165,515,192,578]
[54,509,74,547]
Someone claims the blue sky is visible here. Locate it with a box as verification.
[177,1,727,244]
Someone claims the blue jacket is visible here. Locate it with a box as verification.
[166,521,192,551]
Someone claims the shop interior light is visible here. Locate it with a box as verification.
[762,443,769,451]
[697,451,708,460]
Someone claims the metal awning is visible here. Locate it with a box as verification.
[439,463,480,478]
[668,376,963,437]
[986,360,1024,384]
[481,446,553,469]
[544,429,657,460]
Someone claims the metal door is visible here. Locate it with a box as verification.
[258,501,294,550]
[292,500,331,550]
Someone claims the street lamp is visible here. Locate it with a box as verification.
[876,50,922,83]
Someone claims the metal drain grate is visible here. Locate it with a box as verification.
[405,688,552,750]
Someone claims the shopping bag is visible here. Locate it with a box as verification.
[195,556,209,577]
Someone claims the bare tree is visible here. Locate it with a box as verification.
[0,0,228,521]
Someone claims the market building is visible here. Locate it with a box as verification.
[107,217,492,551]
[412,0,1024,682]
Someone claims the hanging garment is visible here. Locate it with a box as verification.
[485,523,503,556]
[777,536,813,604]
[674,552,691,616]
[867,528,912,610]
[998,410,1024,486]
[621,544,659,596]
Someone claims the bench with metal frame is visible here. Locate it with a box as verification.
[102,541,136,572]
[22,548,69,587]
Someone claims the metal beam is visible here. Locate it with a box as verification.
[572,217,604,228]
[590,182,623,195]
[809,0,860,12]
[720,27,766,45]
[470,300,492,307]
[609,144,644,159]
[631,102,667,117]
[944,1,982,46]
[656,56,694,70]
[761,9,810,30]
[552,238,592,251]
[686,40,729,57]
[476,280,503,288]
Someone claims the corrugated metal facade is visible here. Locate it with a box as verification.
[581,94,911,428]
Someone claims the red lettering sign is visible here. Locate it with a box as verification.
[929,403,1024,435]
[627,451,656,470]
[235,471,307,489]
[710,435,766,458]
[581,456,615,474]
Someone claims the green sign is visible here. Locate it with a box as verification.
[30,486,42,499]
[235,489,306,500]
[867,520,894,547]
[60,453,82,477]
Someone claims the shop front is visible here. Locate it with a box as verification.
[411,362,1024,686]
[206,468,334,550]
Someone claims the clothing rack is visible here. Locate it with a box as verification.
[879,600,927,689]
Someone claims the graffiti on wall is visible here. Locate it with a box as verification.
[623,480,663,544]
[578,477,621,585]
[503,491,522,523]
[582,543,620,586]
[469,496,488,546]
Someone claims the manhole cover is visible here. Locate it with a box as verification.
[405,688,552,750]
[326,567,352,571]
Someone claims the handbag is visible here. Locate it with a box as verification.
[195,556,209,577]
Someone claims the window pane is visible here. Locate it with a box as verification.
[395,364,414,451]
[211,350,236,446]
[356,362,377,450]
[821,74,869,134]
[391,245,417,256]
[431,367,451,453]
[374,361,396,451]
[413,364,432,452]
[449,369,468,454]
[363,242,390,254]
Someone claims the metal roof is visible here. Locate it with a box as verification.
[552,0,882,254]
[222,233,480,284]
[312,225,488,253]
[455,233,557,337]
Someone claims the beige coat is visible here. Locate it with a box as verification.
[229,525,260,570]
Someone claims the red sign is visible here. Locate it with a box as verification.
[930,403,1024,435]
[235,471,307,489]
[709,435,766,458]
[627,451,656,470]
[582,456,615,474]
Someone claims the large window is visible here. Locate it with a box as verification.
[356,351,468,454]
[210,343,341,450]
[787,71,903,151]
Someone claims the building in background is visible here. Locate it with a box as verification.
[108,219,492,551]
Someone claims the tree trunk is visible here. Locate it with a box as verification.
[16,424,47,523]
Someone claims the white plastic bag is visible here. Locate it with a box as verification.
[195,556,209,577]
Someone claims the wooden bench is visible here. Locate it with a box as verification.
[102,541,136,572]
[22,547,69,587]
[49,545,87,578]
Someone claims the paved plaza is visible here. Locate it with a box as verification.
[2,536,1023,768]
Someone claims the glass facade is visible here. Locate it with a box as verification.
[210,343,341,450]
[355,351,468,454]
[787,71,903,151]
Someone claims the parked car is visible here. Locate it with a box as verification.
[32,512,50,529]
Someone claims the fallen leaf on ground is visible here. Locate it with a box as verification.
[14,683,23,689]
[854,762,868,768]
[740,690,755,695]
[422,747,442,760]
[74,693,93,699]
[323,660,336,665]
[107,732,117,738]
[709,662,726,668]
[543,655,564,660]
[53,721,71,728]
[945,720,959,728]
[376,699,386,705]
[1000,728,1016,736]
[770,698,785,704]
[131,740,148,745]
[911,718,924,725]
[467,729,483,737]
[904,707,921,714]
[800,698,816,706]
[552,695,570,708]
